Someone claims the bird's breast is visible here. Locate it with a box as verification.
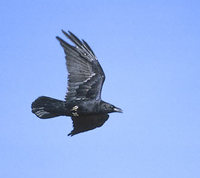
[68,100,100,116]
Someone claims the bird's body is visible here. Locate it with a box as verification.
[31,30,122,136]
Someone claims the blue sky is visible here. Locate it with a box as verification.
[1,0,200,178]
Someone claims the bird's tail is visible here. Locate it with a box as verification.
[31,96,66,119]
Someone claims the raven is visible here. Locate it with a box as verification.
[31,30,122,136]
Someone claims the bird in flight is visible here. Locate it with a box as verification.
[31,30,122,136]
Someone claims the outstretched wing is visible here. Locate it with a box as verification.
[56,30,105,101]
[68,114,109,136]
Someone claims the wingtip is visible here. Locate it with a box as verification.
[56,36,61,42]
[62,29,68,35]
[68,31,78,40]
[68,30,73,35]
[67,132,73,137]
[56,36,66,45]
[62,30,73,40]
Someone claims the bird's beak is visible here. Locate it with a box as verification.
[113,107,123,113]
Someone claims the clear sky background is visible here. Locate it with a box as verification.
[1,0,200,178]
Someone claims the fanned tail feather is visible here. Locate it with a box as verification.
[31,96,66,119]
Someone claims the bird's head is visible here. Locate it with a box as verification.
[100,101,123,113]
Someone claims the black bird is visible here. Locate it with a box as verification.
[31,30,122,136]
